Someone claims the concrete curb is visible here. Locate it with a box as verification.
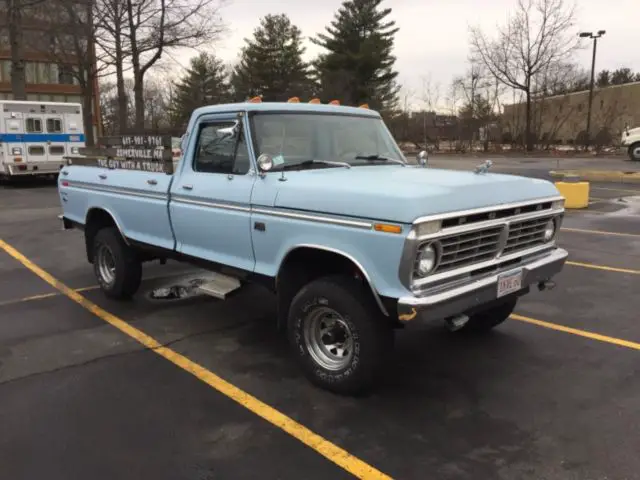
[549,170,640,184]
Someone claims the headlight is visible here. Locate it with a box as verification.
[543,219,556,241]
[416,243,439,276]
[71,147,79,154]
[552,199,564,210]
[11,147,22,155]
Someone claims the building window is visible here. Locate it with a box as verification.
[26,118,43,133]
[58,64,76,85]
[37,62,52,84]
[47,118,63,133]
[0,60,10,82]
[25,62,37,83]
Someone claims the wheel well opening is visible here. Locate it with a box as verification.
[85,209,117,263]
[275,247,382,330]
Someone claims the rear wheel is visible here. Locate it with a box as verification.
[454,298,518,334]
[287,275,393,395]
[628,143,640,162]
[92,227,142,300]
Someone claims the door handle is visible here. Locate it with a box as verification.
[147,179,158,185]
[98,174,107,180]
[182,184,193,190]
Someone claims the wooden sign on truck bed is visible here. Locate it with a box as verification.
[64,134,175,174]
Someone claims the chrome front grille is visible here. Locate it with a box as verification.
[413,215,558,278]
[503,216,550,255]
[436,226,503,273]
[406,197,565,289]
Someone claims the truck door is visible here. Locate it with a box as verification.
[24,114,46,164]
[44,114,65,166]
[169,113,256,272]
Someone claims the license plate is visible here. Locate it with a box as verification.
[497,269,523,298]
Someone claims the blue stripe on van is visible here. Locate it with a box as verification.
[0,133,86,143]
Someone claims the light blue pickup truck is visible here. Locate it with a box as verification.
[58,101,568,394]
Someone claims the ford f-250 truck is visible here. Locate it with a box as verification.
[57,100,568,395]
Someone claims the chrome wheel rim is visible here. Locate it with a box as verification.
[96,244,116,286]
[303,307,354,371]
[633,146,640,160]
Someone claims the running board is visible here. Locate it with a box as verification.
[197,273,242,299]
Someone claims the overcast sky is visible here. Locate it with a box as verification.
[175,0,640,109]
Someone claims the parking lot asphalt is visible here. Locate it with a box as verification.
[1,175,639,480]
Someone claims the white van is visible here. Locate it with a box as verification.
[0,100,85,179]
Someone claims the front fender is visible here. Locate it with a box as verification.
[251,211,412,301]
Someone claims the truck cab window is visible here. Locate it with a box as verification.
[26,118,42,133]
[194,122,250,175]
[47,118,63,133]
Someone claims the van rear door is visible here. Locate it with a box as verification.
[44,114,65,167]
[24,114,46,164]
[3,114,25,166]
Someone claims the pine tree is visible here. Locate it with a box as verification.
[231,14,311,102]
[170,53,231,127]
[312,0,400,111]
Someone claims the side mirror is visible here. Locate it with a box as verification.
[417,150,428,167]
[257,154,273,173]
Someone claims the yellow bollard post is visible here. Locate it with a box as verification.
[554,175,590,209]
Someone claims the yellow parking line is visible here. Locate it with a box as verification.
[0,271,192,308]
[561,227,640,237]
[512,314,640,351]
[0,238,391,480]
[566,260,639,275]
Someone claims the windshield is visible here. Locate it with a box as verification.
[250,112,405,169]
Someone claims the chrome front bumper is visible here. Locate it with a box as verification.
[397,248,568,322]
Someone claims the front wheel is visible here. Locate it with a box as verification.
[454,298,518,334]
[92,227,142,300]
[628,143,640,162]
[287,275,393,395]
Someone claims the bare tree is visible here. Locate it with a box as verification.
[470,0,580,151]
[23,0,114,144]
[5,0,49,99]
[124,0,227,130]
[95,0,130,133]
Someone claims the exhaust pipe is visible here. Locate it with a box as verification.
[537,280,556,291]
[444,314,470,332]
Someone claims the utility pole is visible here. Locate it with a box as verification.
[579,30,606,150]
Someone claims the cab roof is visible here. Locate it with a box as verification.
[190,101,381,119]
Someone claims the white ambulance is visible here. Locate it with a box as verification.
[0,100,85,179]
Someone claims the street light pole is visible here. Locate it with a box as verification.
[579,30,606,150]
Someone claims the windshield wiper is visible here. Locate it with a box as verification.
[354,154,406,166]
[271,159,351,170]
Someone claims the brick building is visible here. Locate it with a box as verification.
[502,81,640,145]
[0,3,101,140]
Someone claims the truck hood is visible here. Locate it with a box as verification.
[273,166,561,224]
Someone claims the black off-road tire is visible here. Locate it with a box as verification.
[92,227,142,300]
[287,275,393,395]
[455,298,518,334]
[628,143,640,162]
